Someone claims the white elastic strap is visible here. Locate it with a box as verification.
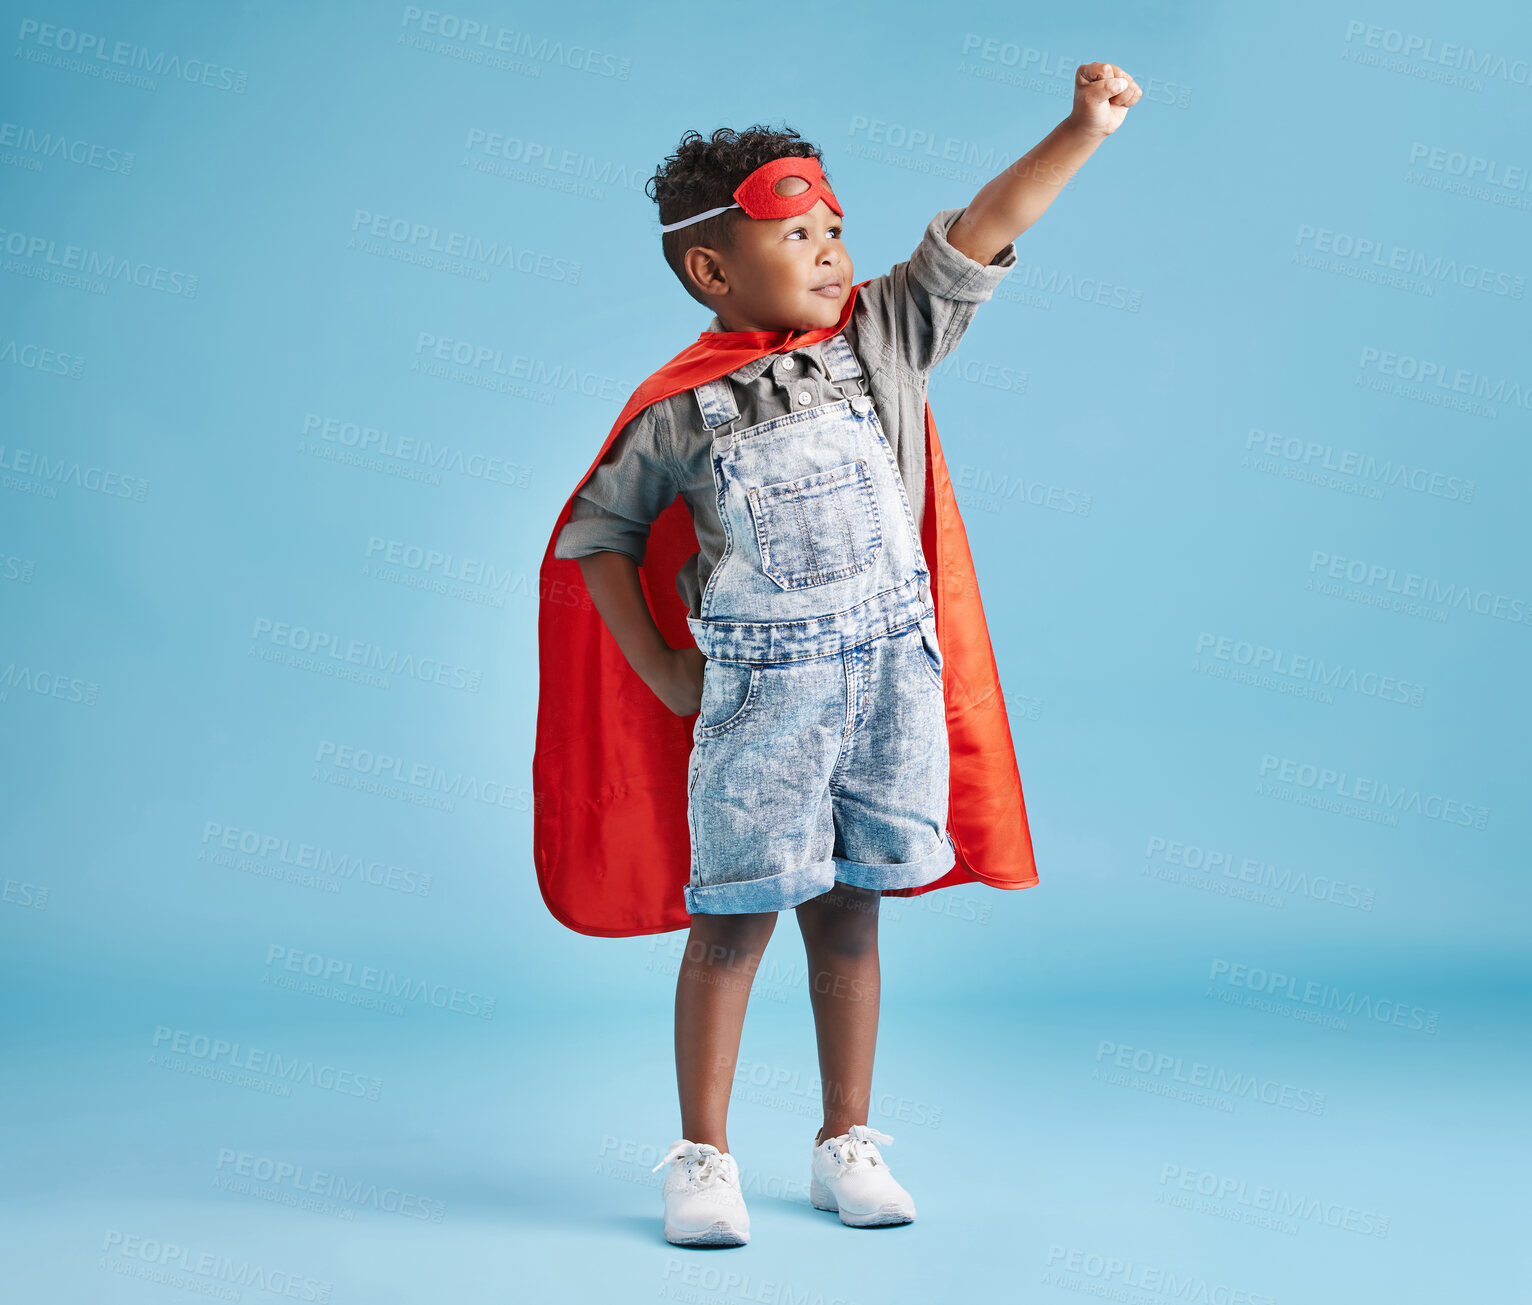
[659,202,740,233]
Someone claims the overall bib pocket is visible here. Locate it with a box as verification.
[696,658,762,738]
[747,458,882,590]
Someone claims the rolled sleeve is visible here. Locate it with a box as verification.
[552,402,679,567]
[908,206,1018,303]
[854,206,1017,377]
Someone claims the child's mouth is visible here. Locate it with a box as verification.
[809,281,842,298]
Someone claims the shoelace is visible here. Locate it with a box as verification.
[651,1139,731,1186]
[828,1123,895,1167]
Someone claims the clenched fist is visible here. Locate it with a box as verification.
[1070,62,1142,137]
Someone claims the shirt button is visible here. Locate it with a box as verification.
[780,356,796,370]
[796,390,812,406]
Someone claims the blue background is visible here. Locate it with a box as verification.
[3,0,1527,1301]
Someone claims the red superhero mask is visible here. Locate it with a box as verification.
[659,154,843,233]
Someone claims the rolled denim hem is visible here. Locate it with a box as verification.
[685,859,838,915]
[832,831,955,891]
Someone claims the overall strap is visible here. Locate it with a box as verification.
[693,329,864,431]
[819,329,863,382]
[694,376,740,430]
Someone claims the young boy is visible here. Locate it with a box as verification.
[536,64,1141,1246]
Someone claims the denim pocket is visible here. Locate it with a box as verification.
[696,659,762,738]
[914,622,944,693]
[747,459,882,590]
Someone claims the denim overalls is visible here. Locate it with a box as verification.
[682,330,956,916]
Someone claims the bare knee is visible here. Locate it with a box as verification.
[796,883,880,955]
[683,910,777,971]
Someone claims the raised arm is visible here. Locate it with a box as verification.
[947,62,1143,266]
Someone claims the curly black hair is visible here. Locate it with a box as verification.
[646,124,828,305]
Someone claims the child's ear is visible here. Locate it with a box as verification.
[683,246,728,298]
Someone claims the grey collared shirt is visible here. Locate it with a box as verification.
[553,206,1017,619]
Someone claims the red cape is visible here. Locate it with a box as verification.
[534,282,1038,937]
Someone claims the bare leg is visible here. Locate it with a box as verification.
[795,882,882,1145]
[674,910,778,1154]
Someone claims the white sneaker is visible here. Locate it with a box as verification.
[809,1124,916,1227]
[650,1139,750,1246]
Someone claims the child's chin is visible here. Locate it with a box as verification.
[768,300,839,334]
[799,298,843,327]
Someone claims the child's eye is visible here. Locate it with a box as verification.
[787,226,843,240]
